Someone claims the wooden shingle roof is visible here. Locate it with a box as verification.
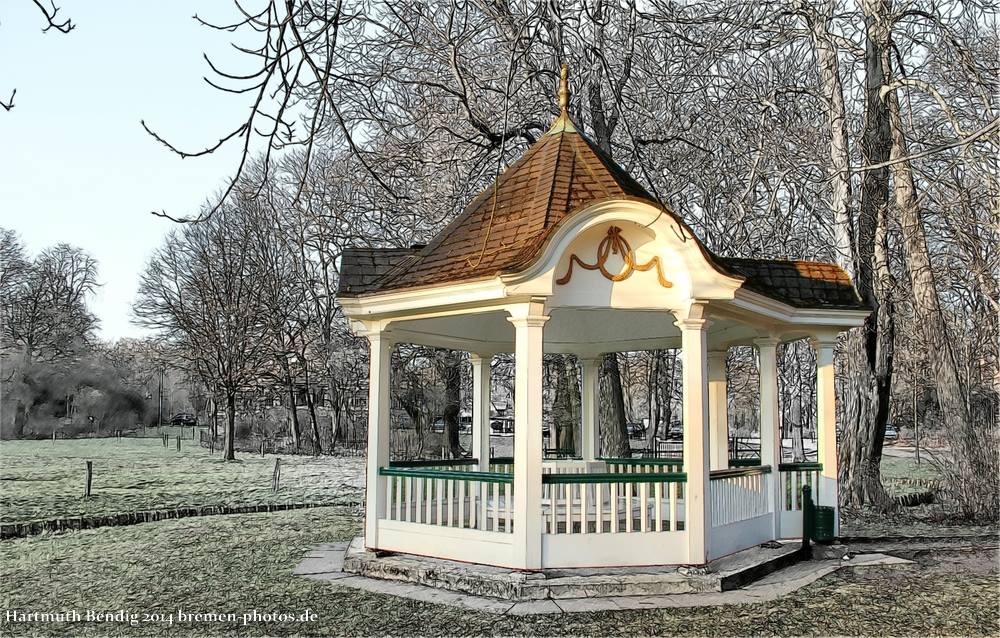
[348,125,661,294]
[715,257,866,310]
[338,67,868,312]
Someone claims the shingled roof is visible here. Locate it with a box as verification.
[338,67,867,312]
[337,247,418,296]
[715,257,865,310]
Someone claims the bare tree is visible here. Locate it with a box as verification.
[135,196,271,460]
[2,1,75,111]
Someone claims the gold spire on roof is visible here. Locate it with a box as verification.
[558,64,570,115]
[547,63,576,135]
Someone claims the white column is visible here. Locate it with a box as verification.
[470,354,493,471]
[755,337,782,539]
[365,329,393,550]
[580,357,601,461]
[507,301,548,569]
[707,350,730,470]
[812,335,840,535]
[675,306,710,564]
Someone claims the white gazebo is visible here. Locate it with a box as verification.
[338,67,869,570]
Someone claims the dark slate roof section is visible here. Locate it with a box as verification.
[338,247,419,296]
[716,257,869,311]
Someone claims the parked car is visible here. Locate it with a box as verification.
[884,423,899,441]
[169,413,197,426]
[666,423,683,439]
[626,422,646,439]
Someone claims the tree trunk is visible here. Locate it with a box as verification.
[883,70,986,485]
[224,391,236,461]
[839,0,895,510]
[441,351,462,458]
[13,401,27,439]
[283,361,301,451]
[552,356,577,454]
[600,353,631,458]
[808,0,855,272]
[211,396,219,440]
[646,351,665,451]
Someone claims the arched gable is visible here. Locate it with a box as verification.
[502,200,743,311]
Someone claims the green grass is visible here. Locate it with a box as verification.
[0,507,996,637]
[0,438,364,523]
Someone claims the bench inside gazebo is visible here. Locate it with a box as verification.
[338,67,869,570]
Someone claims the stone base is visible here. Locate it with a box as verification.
[341,537,804,601]
[296,539,919,614]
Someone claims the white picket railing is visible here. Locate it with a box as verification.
[601,457,684,475]
[709,466,771,527]
[380,467,514,533]
[779,463,822,512]
[541,472,687,534]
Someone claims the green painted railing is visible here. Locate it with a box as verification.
[378,466,513,484]
[778,462,823,472]
[542,471,686,484]
[729,458,761,468]
[709,465,772,480]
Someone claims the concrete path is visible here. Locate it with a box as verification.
[293,544,915,615]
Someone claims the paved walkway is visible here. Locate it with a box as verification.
[293,543,916,615]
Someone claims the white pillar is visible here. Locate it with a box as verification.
[812,335,840,535]
[707,350,729,470]
[365,329,393,550]
[675,306,710,564]
[755,337,782,539]
[470,354,493,471]
[580,357,601,461]
[507,301,548,569]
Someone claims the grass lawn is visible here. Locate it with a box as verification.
[0,438,365,523]
[0,507,996,637]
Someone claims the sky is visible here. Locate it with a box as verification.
[0,2,259,340]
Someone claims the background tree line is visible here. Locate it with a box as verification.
[150,0,993,515]
[4,0,996,520]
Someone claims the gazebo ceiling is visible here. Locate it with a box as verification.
[387,308,768,354]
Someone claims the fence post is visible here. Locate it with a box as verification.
[261,440,265,457]
[272,458,281,493]
[52,430,56,445]
[84,461,93,498]
[801,484,813,557]
[176,435,181,452]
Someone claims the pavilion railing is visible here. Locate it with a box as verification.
[379,467,514,533]
[489,457,514,474]
[389,458,478,471]
[601,457,684,474]
[541,471,687,535]
[708,465,771,527]
[778,462,822,512]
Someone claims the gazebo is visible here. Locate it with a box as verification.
[338,67,869,570]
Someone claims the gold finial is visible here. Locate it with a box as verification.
[558,64,570,115]
[546,63,576,135]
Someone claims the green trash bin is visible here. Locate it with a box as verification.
[812,506,836,544]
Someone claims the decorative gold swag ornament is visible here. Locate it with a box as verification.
[556,226,673,288]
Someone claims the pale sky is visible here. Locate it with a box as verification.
[0,2,259,340]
